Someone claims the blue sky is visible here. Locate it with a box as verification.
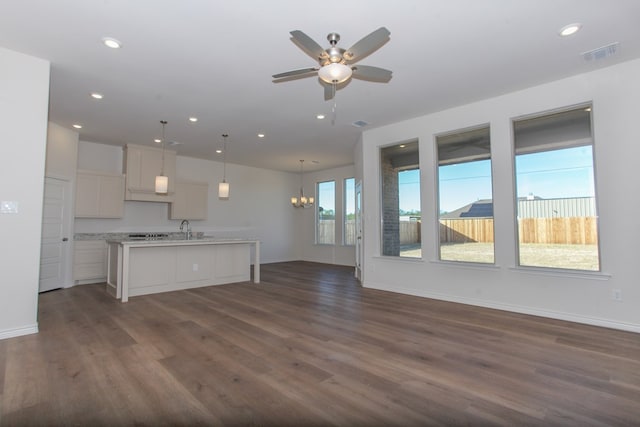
[318,181,335,212]
[399,146,595,213]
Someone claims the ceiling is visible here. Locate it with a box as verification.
[2,0,640,173]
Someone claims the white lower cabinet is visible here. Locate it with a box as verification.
[74,240,107,284]
[107,242,251,300]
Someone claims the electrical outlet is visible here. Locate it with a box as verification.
[611,289,622,302]
[192,263,199,272]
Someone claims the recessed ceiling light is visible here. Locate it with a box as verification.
[90,92,103,99]
[216,149,223,154]
[399,144,406,148]
[101,37,122,49]
[559,23,582,37]
[188,117,198,122]
[257,133,265,138]
[154,138,161,143]
[316,114,325,120]
[72,124,82,129]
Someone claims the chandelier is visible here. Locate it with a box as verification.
[291,160,314,208]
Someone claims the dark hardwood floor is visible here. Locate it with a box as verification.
[1,261,639,426]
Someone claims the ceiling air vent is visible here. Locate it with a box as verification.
[582,42,619,62]
[352,120,369,128]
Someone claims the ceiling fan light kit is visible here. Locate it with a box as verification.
[273,27,392,100]
[318,63,352,84]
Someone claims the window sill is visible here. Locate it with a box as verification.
[508,265,611,281]
[374,255,425,263]
[429,259,501,271]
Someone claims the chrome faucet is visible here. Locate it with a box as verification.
[179,219,191,240]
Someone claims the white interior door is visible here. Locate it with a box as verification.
[39,177,70,292]
[355,180,363,282]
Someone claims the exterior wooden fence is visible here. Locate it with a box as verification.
[321,217,597,246]
[319,220,420,245]
[438,217,597,244]
[439,219,494,243]
[517,217,598,244]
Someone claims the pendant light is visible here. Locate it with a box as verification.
[218,133,230,199]
[291,160,314,208]
[155,120,169,194]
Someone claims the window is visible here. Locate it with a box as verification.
[380,141,421,258]
[437,126,494,263]
[513,106,599,271]
[317,180,335,245]
[344,178,356,245]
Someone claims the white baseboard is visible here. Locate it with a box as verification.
[363,281,640,334]
[0,323,39,340]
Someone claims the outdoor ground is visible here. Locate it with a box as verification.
[400,242,599,271]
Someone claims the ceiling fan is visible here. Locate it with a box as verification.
[272,27,392,100]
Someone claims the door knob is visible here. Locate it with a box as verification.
[62,237,69,241]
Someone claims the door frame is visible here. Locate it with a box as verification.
[355,180,363,282]
[40,175,73,291]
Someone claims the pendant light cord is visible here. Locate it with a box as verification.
[160,120,167,175]
[222,134,228,182]
[300,159,304,196]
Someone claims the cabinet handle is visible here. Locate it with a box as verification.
[62,237,69,242]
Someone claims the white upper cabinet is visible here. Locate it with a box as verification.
[124,143,176,202]
[170,181,209,220]
[75,170,124,218]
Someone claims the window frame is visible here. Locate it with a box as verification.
[379,140,421,258]
[512,104,601,272]
[343,177,356,246]
[435,124,495,265]
[316,179,336,245]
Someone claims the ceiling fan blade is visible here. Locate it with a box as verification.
[344,27,390,63]
[351,65,393,82]
[290,30,327,60]
[272,67,318,79]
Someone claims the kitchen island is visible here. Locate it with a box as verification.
[106,237,260,302]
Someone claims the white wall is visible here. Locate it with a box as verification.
[75,141,299,263]
[46,122,79,179]
[0,47,50,339]
[360,58,640,332]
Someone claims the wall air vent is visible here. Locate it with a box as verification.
[352,120,369,128]
[582,42,619,62]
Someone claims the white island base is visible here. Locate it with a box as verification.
[106,238,260,302]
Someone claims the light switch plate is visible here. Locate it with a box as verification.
[1,201,18,214]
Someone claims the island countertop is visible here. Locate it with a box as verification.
[106,236,259,246]
[106,237,260,302]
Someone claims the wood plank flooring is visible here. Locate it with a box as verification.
[1,261,639,426]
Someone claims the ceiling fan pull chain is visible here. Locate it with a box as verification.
[332,83,337,125]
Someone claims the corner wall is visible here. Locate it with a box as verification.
[361,59,640,332]
[0,47,50,339]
